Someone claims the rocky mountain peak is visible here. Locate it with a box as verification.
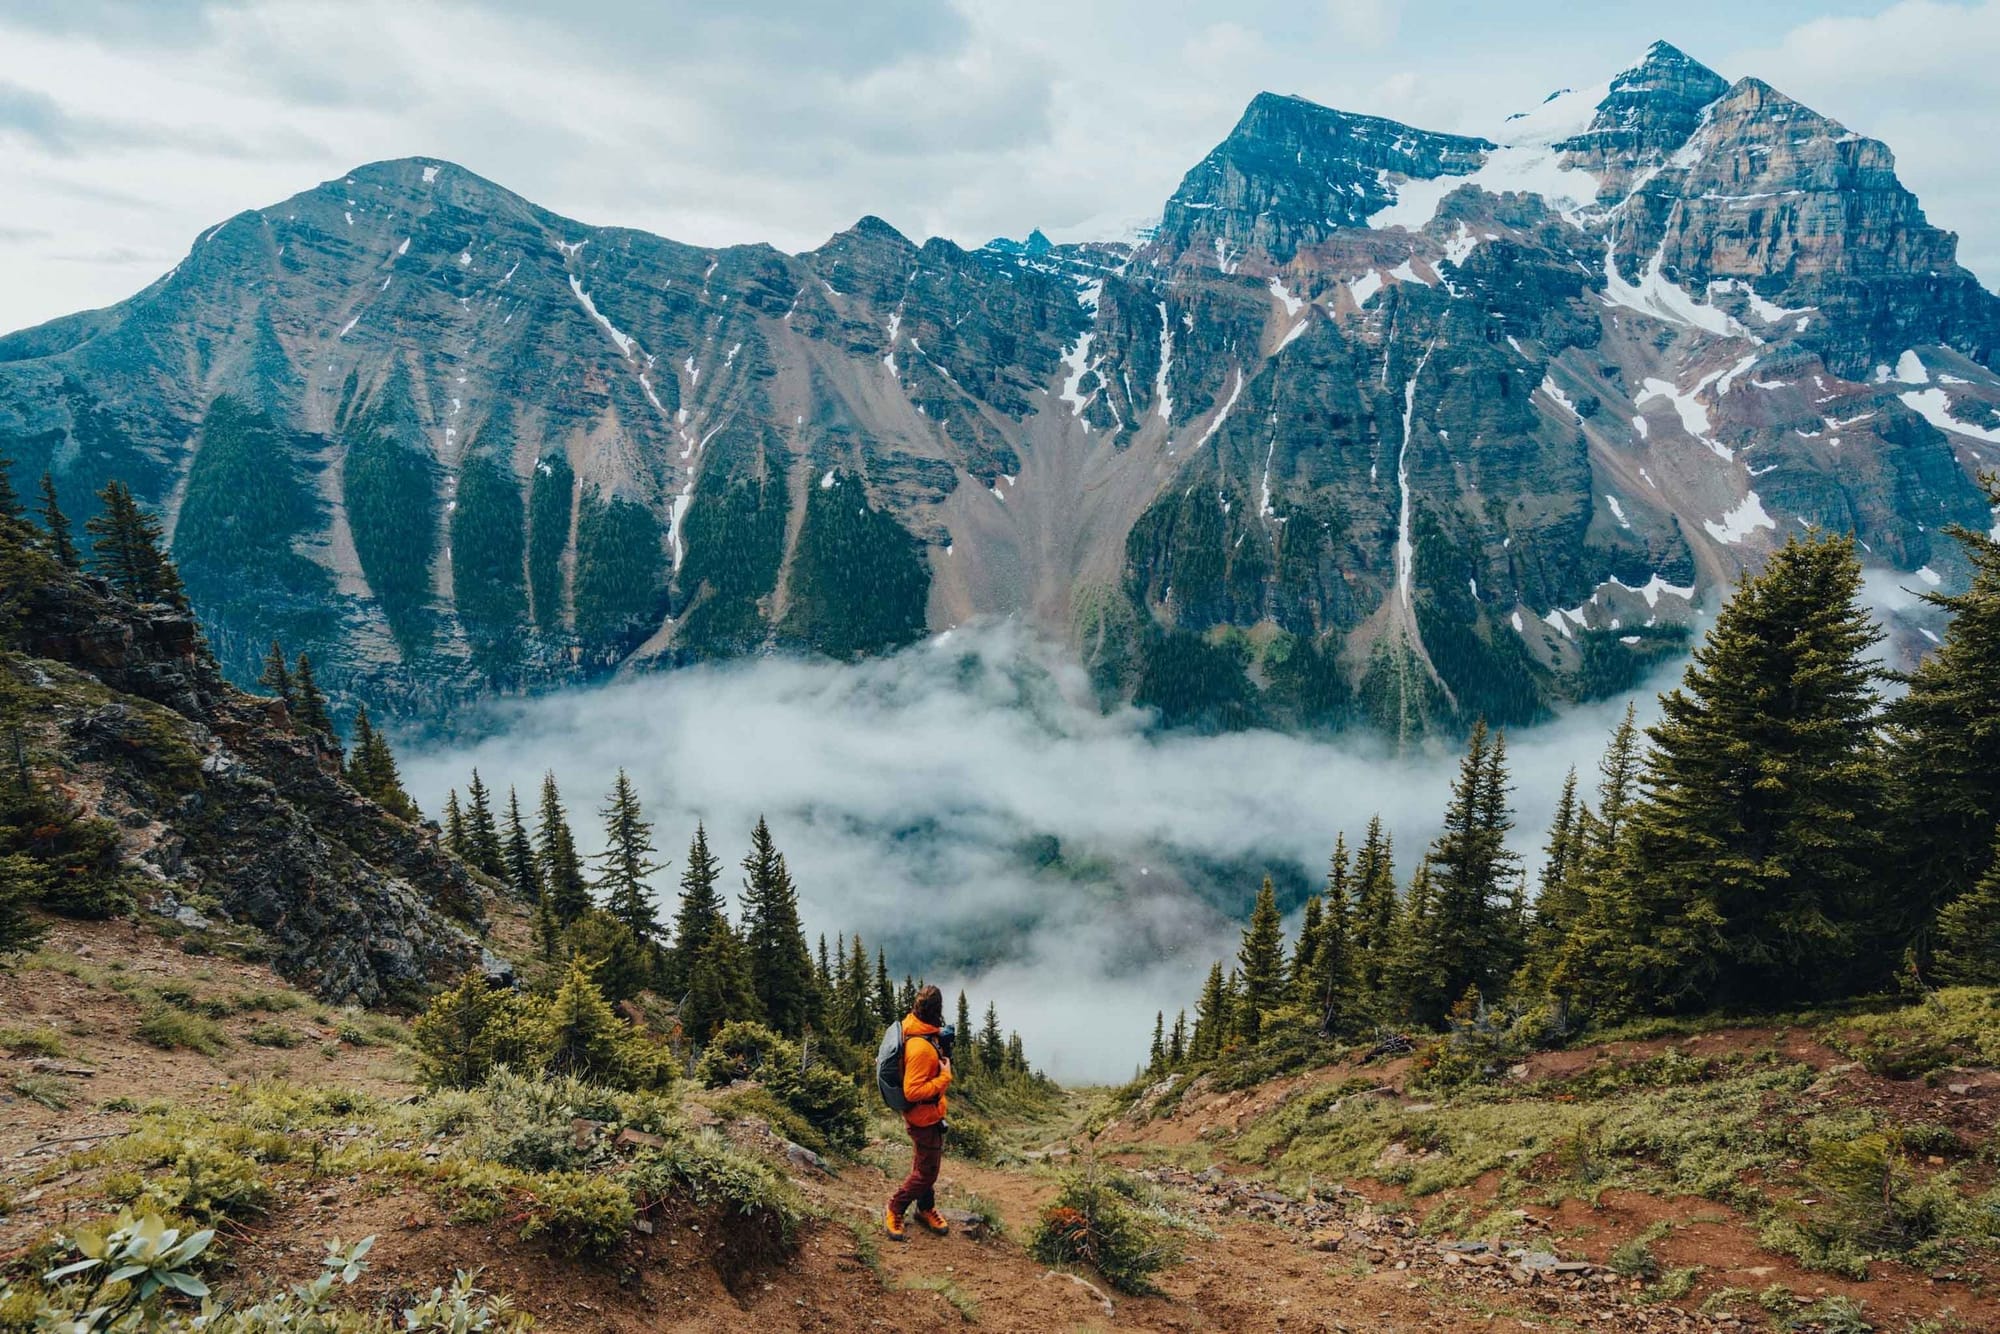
[1552,40,1731,197]
[1151,93,1490,268]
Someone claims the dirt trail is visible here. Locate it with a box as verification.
[9,922,1995,1333]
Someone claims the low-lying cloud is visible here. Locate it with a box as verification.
[403,624,1673,1081]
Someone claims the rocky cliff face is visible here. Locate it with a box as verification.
[7,563,492,1005]
[1,40,1995,738]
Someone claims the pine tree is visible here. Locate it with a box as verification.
[664,822,723,995]
[1306,847,1356,1035]
[1148,1011,1166,1075]
[258,640,294,707]
[1191,961,1229,1059]
[291,654,334,740]
[1168,1009,1187,1067]
[463,770,504,877]
[1518,767,1583,995]
[535,772,590,924]
[595,770,663,945]
[84,480,187,609]
[345,705,418,820]
[1006,1032,1027,1074]
[1888,481,2000,959]
[681,919,757,1044]
[37,474,77,568]
[444,789,467,857]
[1349,816,1399,1015]
[979,1000,1005,1070]
[503,786,542,903]
[874,950,896,1025]
[739,816,815,1036]
[1396,722,1522,1027]
[1235,877,1286,1040]
[1575,535,1889,1014]
[1382,858,1444,1026]
[0,455,28,539]
[1291,894,1323,1001]
[544,955,630,1080]
[955,991,974,1068]
[1934,829,2000,985]
[841,935,875,1044]
[817,935,834,994]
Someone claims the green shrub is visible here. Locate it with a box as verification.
[1609,1235,1661,1280]
[0,1024,65,1057]
[519,1171,635,1258]
[695,1021,865,1153]
[136,1005,228,1055]
[624,1132,802,1280]
[1026,1166,1180,1295]
[245,1023,301,1049]
[1763,1131,1990,1277]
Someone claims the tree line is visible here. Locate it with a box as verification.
[1151,501,2000,1081]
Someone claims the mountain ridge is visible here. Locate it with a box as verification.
[2,40,1996,737]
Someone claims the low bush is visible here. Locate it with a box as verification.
[136,1005,228,1055]
[1026,1165,1180,1295]
[695,1020,865,1153]
[0,1023,66,1057]
[519,1170,636,1259]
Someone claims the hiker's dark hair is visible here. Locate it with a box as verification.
[913,984,944,1026]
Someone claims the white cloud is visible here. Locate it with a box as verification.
[400,623,1672,1081]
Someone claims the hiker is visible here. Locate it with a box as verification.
[884,984,953,1241]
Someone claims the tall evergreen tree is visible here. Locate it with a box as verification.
[979,1000,1005,1070]
[1305,847,1357,1035]
[680,917,757,1043]
[1234,877,1286,1039]
[594,770,663,945]
[462,770,505,877]
[739,816,816,1036]
[1349,816,1399,1012]
[955,991,974,1069]
[291,654,334,741]
[1394,722,1522,1026]
[443,789,467,857]
[874,950,897,1024]
[1935,826,2000,985]
[503,786,542,904]
[0,456,29,539]
[1518,767,1584,996]
[1887,483,2000,959]
[1291,894,1323,1000]
[1571,535,1889,1014]
[664,822,723,995]
[1148,1011,1166,1075]
[1191,961,1229,1059]
[841,935,875,1045]
[258,640,294,707]
[1382,857,1444,1025]
[1168,1009,1188,1067]
[345,705,418,820]
[85,481,187,609]
[35,474,77,568]
[535,772,591,924]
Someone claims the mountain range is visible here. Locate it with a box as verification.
[4,39,1997,737]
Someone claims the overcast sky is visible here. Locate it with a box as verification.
[1,0,1996,332]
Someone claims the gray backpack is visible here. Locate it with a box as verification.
[875,1021,941,1113]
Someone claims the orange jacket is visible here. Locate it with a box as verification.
[901,1014,951,1127]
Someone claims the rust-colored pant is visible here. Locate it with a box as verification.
[889,1121,944,1216]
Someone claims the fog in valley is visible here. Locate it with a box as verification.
[404,624,1682,1082]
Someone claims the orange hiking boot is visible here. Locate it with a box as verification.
[916,1208,950,1236]
[884,1205,907,1242]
